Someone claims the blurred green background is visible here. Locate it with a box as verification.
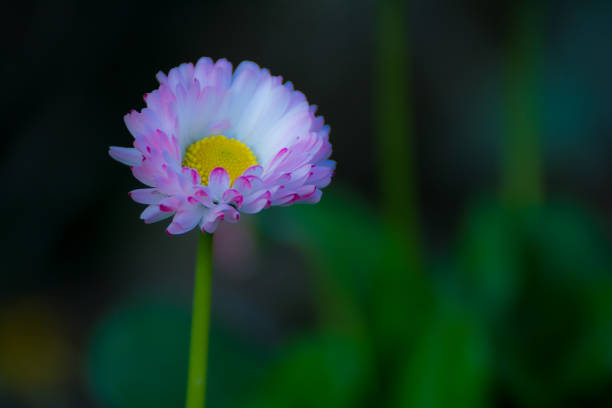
[3,0,612,407]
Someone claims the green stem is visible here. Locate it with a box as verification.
[185,233,213,408]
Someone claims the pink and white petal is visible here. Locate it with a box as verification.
[154,168,186,195]
[241,197,271,214]
[162,150,182,173]
[140,205,174,224]
[166,209,204,235]
[308,163,334,188]
[194,57,214,86]
[318,159,336,170]
[242,165,264,177]
[131,165,157,187]
[223,206,241,223]
[298,188,322,204]
[233,74,274,143]
[259,110,312,165]
[262,147,289,176]
[129,188,166,205]
[159,196,183,212]
[189,188,213,207]
[311,173,333,189]
[281,164,313,188]
[221,189,243,206]
[207,167,230,199]
[311,138,333,164]
[242,84,291,147]
[264,174,291,193]
[272,194,299,206]
[294,184,317,199]
[181,167,201,186]
[124,111,150,139]
[210,58,233,88]
[208,120,231,134]
[200,205,230,233]
[167,63,195,91]
[109,147,143,166]
[249,175,268,191]
[202,219,221,234]
[286,90,308,112]
[155,70,169,85]
[232,176,252,195]
[310,115,325,133]
[228,63,261,121]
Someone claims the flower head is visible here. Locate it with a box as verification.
[109,58,334,234]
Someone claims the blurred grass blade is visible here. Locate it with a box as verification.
[376,0,422,268]
[501,1,543,206]
[88,299,190,408]
[246,333,372,408]
[457,201,520,318]
[392,303,490,408]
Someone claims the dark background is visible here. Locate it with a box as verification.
[2,0,612,407]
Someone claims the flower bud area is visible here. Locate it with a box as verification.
[182,135,258,185]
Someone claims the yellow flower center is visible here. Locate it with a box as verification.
[182,135,258,185]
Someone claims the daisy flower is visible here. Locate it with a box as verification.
[109,58,334,234]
